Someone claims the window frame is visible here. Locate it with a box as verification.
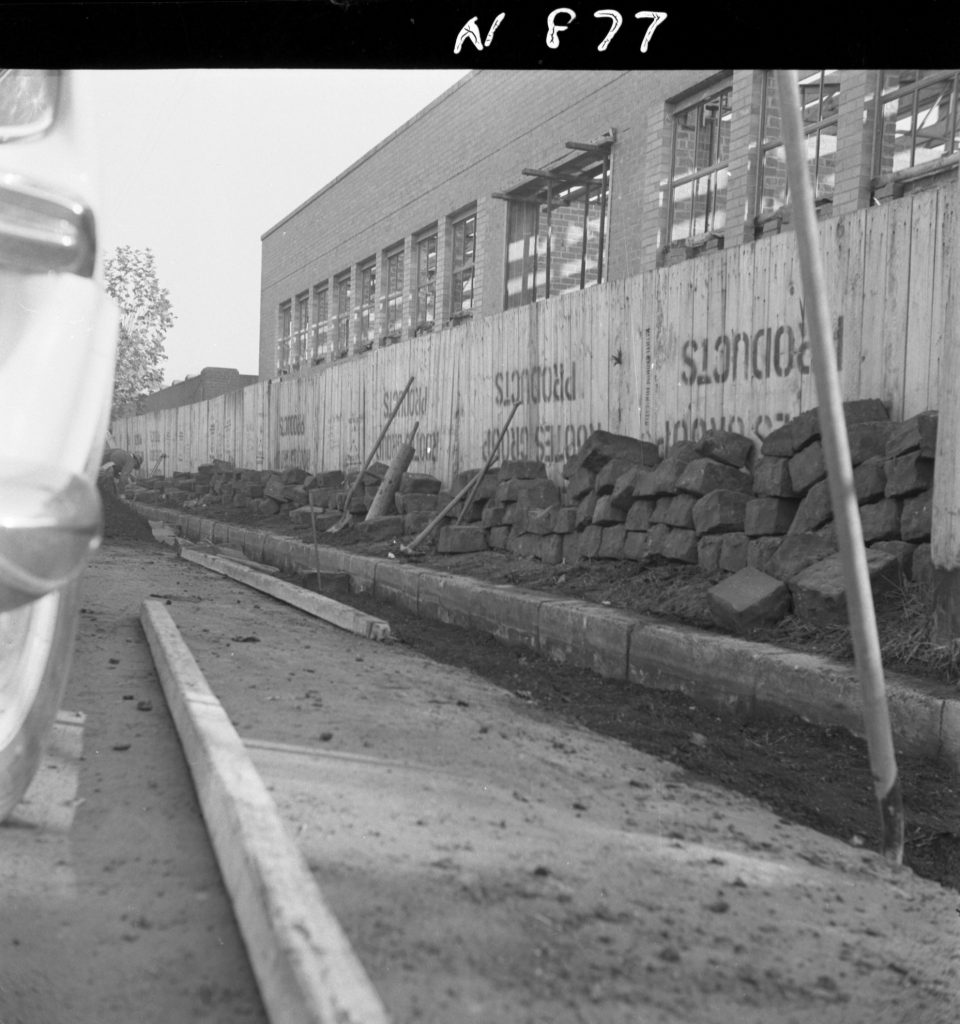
[666,83,733,247]
[334,272,351,358]
[277,299,292,373]
[293,290,310,369]
[383,246,404,340]
[358,259,376,350]
[755,70,840,228]
[449,209,477,319]
[311,283,329,363]
[414,230,437,332]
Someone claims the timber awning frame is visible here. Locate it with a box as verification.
[493,135,614,301]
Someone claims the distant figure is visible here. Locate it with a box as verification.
[101,448,142,495]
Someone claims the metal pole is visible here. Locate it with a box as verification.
[776,70,903,865]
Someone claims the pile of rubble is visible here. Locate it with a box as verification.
[128,398,937,633]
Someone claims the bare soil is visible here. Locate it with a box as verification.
[114,492,960,893]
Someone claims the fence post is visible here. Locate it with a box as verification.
[931,167,960,642]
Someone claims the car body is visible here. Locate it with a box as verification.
[0,70,118,819]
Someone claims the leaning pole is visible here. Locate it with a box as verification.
[775,70,903,865]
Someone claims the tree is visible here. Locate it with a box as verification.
[104,246,175,417]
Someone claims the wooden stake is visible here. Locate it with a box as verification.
[328,375,415,532]
[366,421,419,520]
[777,70,903,865]
[455,402,522,525]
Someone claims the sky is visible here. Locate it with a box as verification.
[81,69,469,386]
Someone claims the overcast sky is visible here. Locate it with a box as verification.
[81,69,469,385]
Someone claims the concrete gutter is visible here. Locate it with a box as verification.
[136,504,960,766]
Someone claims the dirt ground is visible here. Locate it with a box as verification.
[113,492,960,895]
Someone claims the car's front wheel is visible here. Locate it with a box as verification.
[0,578,81,821]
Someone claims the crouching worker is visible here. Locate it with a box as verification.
[100,449,142,496]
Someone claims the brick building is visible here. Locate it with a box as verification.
[260,69,960,379]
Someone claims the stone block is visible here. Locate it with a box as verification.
[283,484,308,505]
[661,528,698,564]
[609,466,643,510]
[696,429,754,469]
[562,430,659,478]
[760,422,795,458]
[538,600,637,680]
[718,532,749,573]
[765,532,836,581]
[536,534,562,564]
[697,534,723,573]
[507,478,561,508]
[752,456,796,498]
[624,531,650,562]
[506,531,544,560]
[912,544,933,588]
[646,523,670,557]
[498,460,546,482]
[625,498,657,532]
[745,496,798,536]
[399,472,442,494]
[448,497,486,523]
[854,456,887,504]
[747,536,782,575]
[281,467,309,484]
[354,516,405,543]
[707,567,791,634]
[256,497,282,516]
[436,524,489,554]
[553,507,578,534]
[592,495,627,526]
[308,486,341,509]
[870,540,916,584]
[859,498,902,543]
[596,457,640,495]
[488,525,511,550]
[481,503,508,528]
[566,466,597,501]
[884,452,934,498]
[662,493,698,529]
[788,441,826,495]
[576,492,598,528]
[313,470,345,488]
[677,458,753,497]
[885,410,938,459]
[400,510,436,537]
[396,491,439,514]
[788,479,832,534]
[901,489,932,542]
[692,489,750,535]
[561,532,581,563]
[790,399,889,452]
[649,495,675,525]
[634,447,700,498]
[580,524,603,559]
[789,548,899,626]
[523,506,559,535]
[598,525,627,559]
[847,421,895,466]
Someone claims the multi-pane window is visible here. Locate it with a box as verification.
[415,232,437,329]
[503,153,610,309]
[334,273,351,357]
[293,291,309,368]
[667,86,732,244]
[450,211,476,317]
[757,70,840,220]
[277,300,292,371]
[874,70,960,177]
[384,248,404,338]
[358,261,376,349]
[312,284,329,363]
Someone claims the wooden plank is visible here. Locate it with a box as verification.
[178,546,391,641]
[903,188,940,418]
[139,600,391,1024]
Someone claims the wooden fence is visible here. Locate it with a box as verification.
[113,187,955,487]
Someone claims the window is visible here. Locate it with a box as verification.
[384,247,404,339]
[450,211,476,318]
[415,232,437,330]
[874,70,960,179]
[501,148,611,310]
[277,300,292,372]
[311,284,329,363]
[358,260,376,349]
[667,86,732,245]
[334,273,350,357]
[293,291,309,369]
[756,70,839,224]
